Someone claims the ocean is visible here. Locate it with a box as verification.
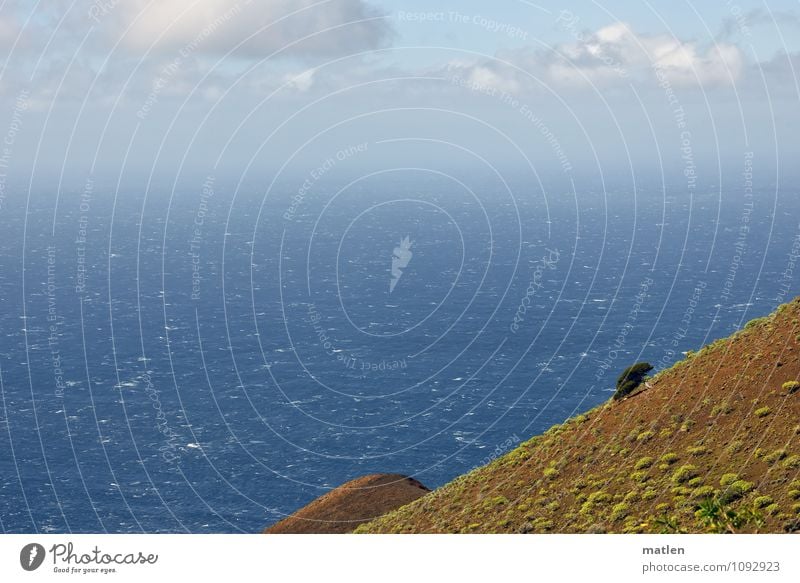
[0,173,797,532]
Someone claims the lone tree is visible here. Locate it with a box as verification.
[613,362,654,401]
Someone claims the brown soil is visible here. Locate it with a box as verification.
[263,474,430,534]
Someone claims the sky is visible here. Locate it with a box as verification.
[1,0,799,188]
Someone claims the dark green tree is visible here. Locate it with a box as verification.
[613,362,654,401]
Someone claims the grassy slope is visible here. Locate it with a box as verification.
[357,297,800,533]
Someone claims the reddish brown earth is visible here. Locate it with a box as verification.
[263,474,430,534]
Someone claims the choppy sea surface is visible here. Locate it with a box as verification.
[0,175,798,532]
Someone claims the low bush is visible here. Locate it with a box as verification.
[613,362,654,401]
[753,496,774,509]
[636,430,655,442]
[782,455,800,469]
[764,449,787,465]
[719,480,754,504]
[672,465,699,484]
[783,381,800,394]
[691,485,715,499]
[660,452,679,465]
[687,445,708,457]
[543,466,559,479]
[610,502,629,522]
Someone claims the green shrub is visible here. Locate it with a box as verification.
[610,502,629,522]
[642,489,658,501]
[782,455,800,469]
[711,401,734,416]
[753,496,774,509]
[694,497,764,533]
[745,317,768,329]
[692,485,716,499]
[719,480,754,504]
[754,406,771,418]
[783,381,800,394]
[613,362,654,400]
[687,445,708,457]
[586,491,610,504]
[720,473,739,487]
[531,518,553,531]
[660,452,679,465]
[580,491,610,516]
[637,430,655,442]
[726,440,744,454]
[543,467,559,479]
[672,465,699,484]
[634,456,654,470]
[764,449,787,464]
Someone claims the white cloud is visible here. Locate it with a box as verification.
[466,65,519,94]
[446,21,743,94]
[284,68,315,92]
[106,0,391,58]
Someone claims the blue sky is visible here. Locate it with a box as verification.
[0,1,798,184]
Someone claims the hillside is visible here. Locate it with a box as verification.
[355,297,800,534]
[264,474,430,533]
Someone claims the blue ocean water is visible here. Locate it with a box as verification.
[0,174,798,533]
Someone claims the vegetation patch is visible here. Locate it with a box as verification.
[782,455,800,469]
[783,381,800,394]
[543,467,559,479]
[610,502,629,522]
[763,449,787,465]
[660,453,679,465]
[719,480,754,504]
[711,401,734,416]
[636,430,656,442]
[613,362,654,400]
[672,465,699,484]
[691,485,715,499]
[753,496,774,509]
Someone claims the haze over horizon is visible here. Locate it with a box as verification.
[0,0,798,187]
